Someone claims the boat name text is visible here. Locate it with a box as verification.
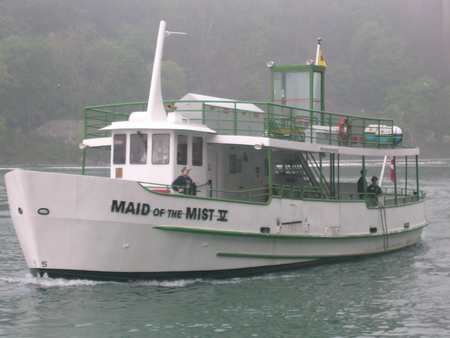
[111,200,228,222]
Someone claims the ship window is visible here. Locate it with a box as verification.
[273,71,310,110]
[177,135,188,165]
[113,134,126,164]
[130,133,147,164]
[192,137,203,166]
[152,134,170,164]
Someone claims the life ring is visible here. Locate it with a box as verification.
[338,117,351,140]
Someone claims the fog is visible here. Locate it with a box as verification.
[0,0,449,159]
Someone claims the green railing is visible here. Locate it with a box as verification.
[84,100,403,149]
[84,102,147,139]
[138,181,271,202]
[138,180,425,207]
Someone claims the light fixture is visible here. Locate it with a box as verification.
[79,143,87,150]
[254,143,263,150]
[266,61,275,68]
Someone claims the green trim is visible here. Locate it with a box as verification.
[217,250,384,260]
[153,221,429,239]
[217,252,334,259]
[270,64,325,72]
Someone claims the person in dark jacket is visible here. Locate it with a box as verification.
[357,169,367,199]
[367,176,383,201]
[172,166,199,195]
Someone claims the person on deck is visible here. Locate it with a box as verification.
[172,166,200,195]
[366,176,383,202]
[357,169,367,199]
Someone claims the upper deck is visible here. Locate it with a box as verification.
[84,99,409,152]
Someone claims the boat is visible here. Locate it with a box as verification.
[5,21,428,281]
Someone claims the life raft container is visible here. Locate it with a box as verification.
[364,125,403,145]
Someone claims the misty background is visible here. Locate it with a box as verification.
[0,0,449,164]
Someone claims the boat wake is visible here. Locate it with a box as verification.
[134,279,203,288]
[0,273,106,287]
[0,273,261,288]
[0,273,208,288]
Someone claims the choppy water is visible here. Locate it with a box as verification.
[0,163,449,338]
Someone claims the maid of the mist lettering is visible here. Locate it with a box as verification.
[111,200,228,222]
[111,200,150,215]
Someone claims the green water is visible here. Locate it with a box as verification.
[0,163,449,338]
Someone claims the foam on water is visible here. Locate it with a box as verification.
[133,278,203,288]
[0,273,106,287]
[0,273,218,289]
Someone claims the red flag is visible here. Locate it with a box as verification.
[390,156,395,182]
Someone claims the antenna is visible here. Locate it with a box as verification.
[166,31,187,36]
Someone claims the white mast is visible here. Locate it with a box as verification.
[145,20,168,121]
[145,21,187,121]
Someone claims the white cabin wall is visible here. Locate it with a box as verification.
[207,144,269,201]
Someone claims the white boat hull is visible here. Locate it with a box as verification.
[5,170,428,280]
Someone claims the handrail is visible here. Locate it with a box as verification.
[84,100,403,149]
[301,152,331,197]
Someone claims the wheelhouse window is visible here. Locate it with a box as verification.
[273,71,310,109]
[113,134,126,164]
[152,134,170,164]
[130,133,147,164]
[177,135,188,165]
[192,136,203,166]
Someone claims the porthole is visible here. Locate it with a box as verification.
[37,208,50,216]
